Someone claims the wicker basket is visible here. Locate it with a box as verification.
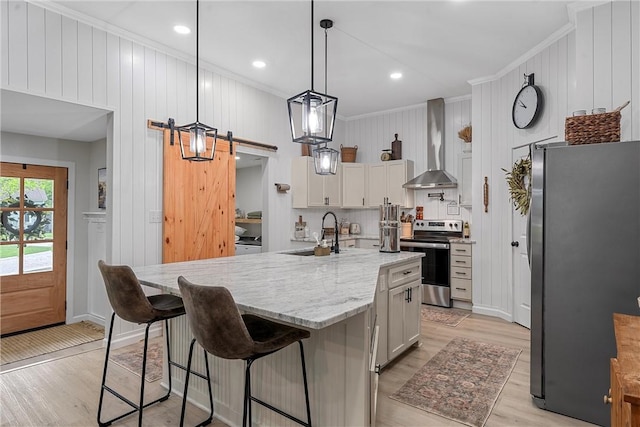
[340,144,358,162]
[565,111,621,145]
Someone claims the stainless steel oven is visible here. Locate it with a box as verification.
[400,220,463,308]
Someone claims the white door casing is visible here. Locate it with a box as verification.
[512,146,531,329]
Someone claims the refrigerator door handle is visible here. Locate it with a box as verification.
[526,211,532,266]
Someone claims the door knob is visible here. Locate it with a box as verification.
[511,241,519,247]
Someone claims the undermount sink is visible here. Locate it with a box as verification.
[283,249,316,256]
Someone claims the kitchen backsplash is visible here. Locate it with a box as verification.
[292,190,471,239]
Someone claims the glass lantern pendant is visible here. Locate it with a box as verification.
[288,90,337,145]
[313,144,339,175]
[176,121,217,161]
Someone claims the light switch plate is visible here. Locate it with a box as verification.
[149,210,162,223]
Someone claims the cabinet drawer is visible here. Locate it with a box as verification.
[388,261,421,289]
[451,255,472,268]
[451,266,471,279]
[356,239,380,250]
[451,278,472,300]
[451,243,471,256]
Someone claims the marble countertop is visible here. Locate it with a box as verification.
[449,238,476,244]
[133,248,423,330]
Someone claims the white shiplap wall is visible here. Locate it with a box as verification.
[469,0,639,321]
[0,0,310,340]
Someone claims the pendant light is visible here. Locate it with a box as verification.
[287,0,338,147]
[312,19,339,175]
[175,0,217,161]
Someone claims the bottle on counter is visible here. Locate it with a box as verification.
[295,215,306,239]
[463,221,470,238]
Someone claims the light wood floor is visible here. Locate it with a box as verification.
[0,312,596,426]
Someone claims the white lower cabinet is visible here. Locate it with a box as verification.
[376,259,421,367]
[450,243,472,301]
[356,238,380,250]
[387,280,421,360]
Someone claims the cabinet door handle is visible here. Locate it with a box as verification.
[403,270,412,275]
[455,287,467,291]
[362,197,365,206]
[409,287,412,302]
[455,249,466,252]
[455,271,467,276]
[405,288,410,302]
[455,260,466,263]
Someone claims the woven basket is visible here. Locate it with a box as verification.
[340,145,358,162]
[565,111,621,145]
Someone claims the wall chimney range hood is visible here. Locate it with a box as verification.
[403,98,458,189]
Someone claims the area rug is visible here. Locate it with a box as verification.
[390,337,521,427]
[421,305,471,327]
[110,339,163,382]
[0,321,104,365]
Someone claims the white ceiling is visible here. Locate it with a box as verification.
[3,0,580,142]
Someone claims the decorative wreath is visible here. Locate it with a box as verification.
[502,156,531,216]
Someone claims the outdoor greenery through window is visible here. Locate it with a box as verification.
[0,176,55,274]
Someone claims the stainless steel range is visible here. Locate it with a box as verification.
[400,219,463,307]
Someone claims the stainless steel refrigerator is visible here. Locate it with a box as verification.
[529,140,640,426]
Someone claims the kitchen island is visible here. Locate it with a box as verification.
[133,248,423,427]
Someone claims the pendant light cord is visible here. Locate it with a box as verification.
[196,0,200,123]
[324,24,328,94]
[310,0,314,92]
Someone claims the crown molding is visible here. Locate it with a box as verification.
[468,21,575,86]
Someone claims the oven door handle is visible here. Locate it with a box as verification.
[399,241,450,250]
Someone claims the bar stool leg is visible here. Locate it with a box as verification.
[299,341,312,427]
[180,339,214,427]
[243,359,255,427]
[137,323,151,427]
[97,312,116,427]
[162,320,173,402]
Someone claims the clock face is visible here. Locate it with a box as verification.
[512,85,542,129]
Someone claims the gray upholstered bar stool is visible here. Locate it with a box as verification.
[177,276,312,427]
[97,260,213,427]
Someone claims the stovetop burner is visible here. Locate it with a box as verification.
[401,219,463,242]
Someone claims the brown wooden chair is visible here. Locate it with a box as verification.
[96,260,213,427]
[177,276,312,427]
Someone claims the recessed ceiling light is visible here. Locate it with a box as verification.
[252,60,266,69]
[235,156,241,160]
[390,72,403,80]
[173,25,191,35]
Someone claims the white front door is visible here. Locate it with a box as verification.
[512,146,531,328]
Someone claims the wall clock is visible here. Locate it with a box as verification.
[512,73,543,129]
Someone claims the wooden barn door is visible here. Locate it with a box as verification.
[162,131,236,262]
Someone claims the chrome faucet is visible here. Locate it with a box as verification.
[321,211,340,254]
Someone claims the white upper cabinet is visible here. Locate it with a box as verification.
[292,157,342,208]
[342,163,367,208]
[367,160,414,208]
[458,153,472,207]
